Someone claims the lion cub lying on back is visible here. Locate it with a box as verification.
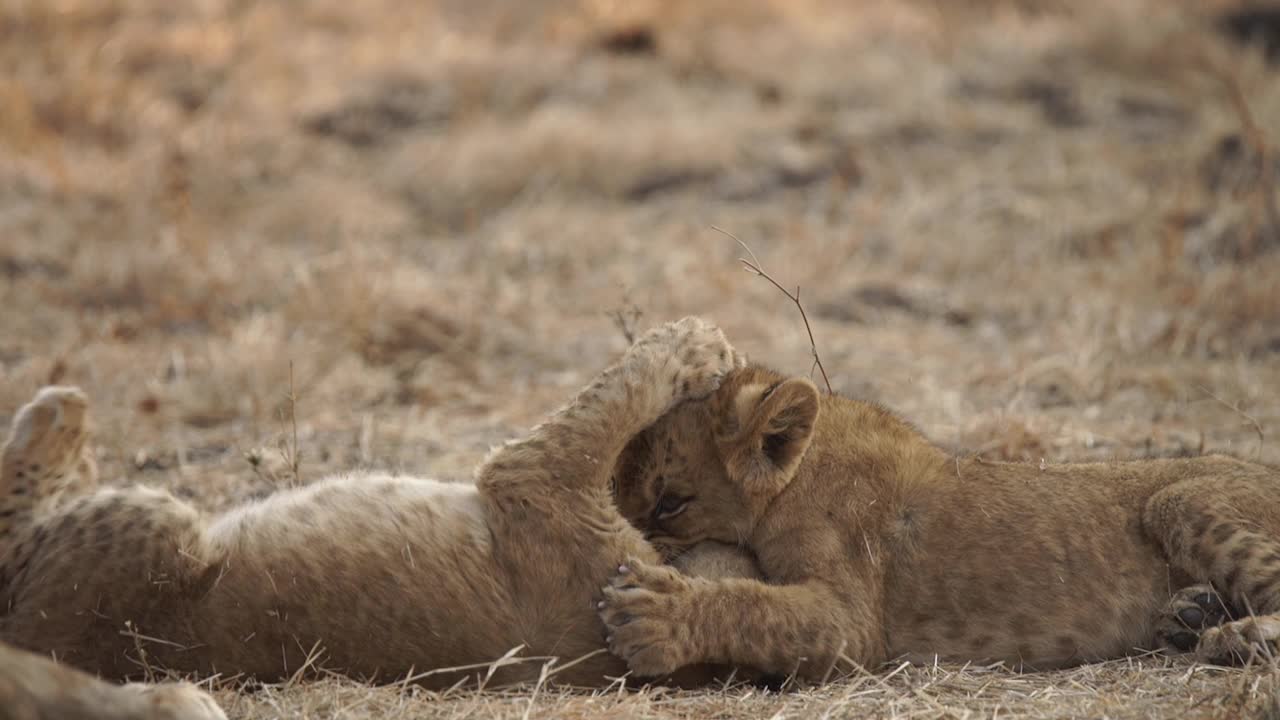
[602,364,1280,678]
[0,318,758,691]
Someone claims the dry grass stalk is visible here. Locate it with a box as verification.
[712,225,834,395]
[286,640,328,687]
[1196,384,1266,460]
[607,297,645,345]
[277,361,303,487]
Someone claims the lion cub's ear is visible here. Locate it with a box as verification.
[717,377,820,502]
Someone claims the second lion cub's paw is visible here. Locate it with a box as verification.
[629,316,744,408]
[598,558,699,678]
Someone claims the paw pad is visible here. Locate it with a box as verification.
[1155,584,1239,656]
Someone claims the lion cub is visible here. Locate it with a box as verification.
[602,364,1280,679]
[0,318,756,689]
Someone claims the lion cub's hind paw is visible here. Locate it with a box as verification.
[2,386,92,486]
[1155,584,1237,654]
[632,317,744,406]
[1196,615,1280,665]
[1158,584,1280,666]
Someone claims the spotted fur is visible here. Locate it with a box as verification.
[0,318,758,693]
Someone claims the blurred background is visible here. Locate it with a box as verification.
[2,0,1279,513]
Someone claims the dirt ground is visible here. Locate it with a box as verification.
[3,0,1280,717]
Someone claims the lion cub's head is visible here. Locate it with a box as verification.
[614,365,820,554]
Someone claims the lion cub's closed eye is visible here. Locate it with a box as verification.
[615,366,820,552]
[652,491,692,520]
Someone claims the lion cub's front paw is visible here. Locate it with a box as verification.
[598,558,699,678]
[629,316,744,408]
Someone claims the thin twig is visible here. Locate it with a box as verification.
[606,295,644,345]
[1195,384,1265,460]
[711,225,833,394]
[277,361,302,486]
[289,362,300,483]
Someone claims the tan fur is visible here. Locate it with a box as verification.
[0,318,761,694]
[602,364,1280,679]
[0,640,225,720]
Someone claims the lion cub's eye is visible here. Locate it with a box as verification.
[654,493,692,520]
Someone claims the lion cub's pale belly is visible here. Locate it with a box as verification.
[195,474,518,679]
[884,476,1184,668]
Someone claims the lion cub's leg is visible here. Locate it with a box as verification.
[0,640,226,720]
[476,317,742,502]
[472,318,742,672]
[600,559,877,680]
[1144,466,1280,663]
[0,387,96,550]
[1,388,211,678]
[1,387,98,588]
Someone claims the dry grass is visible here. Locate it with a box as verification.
[2,0,1280,716]
[207,657,1280,719]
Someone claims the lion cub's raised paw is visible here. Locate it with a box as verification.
[2,386,93,489]
[626,317,744,411]
[598,557,700,678]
